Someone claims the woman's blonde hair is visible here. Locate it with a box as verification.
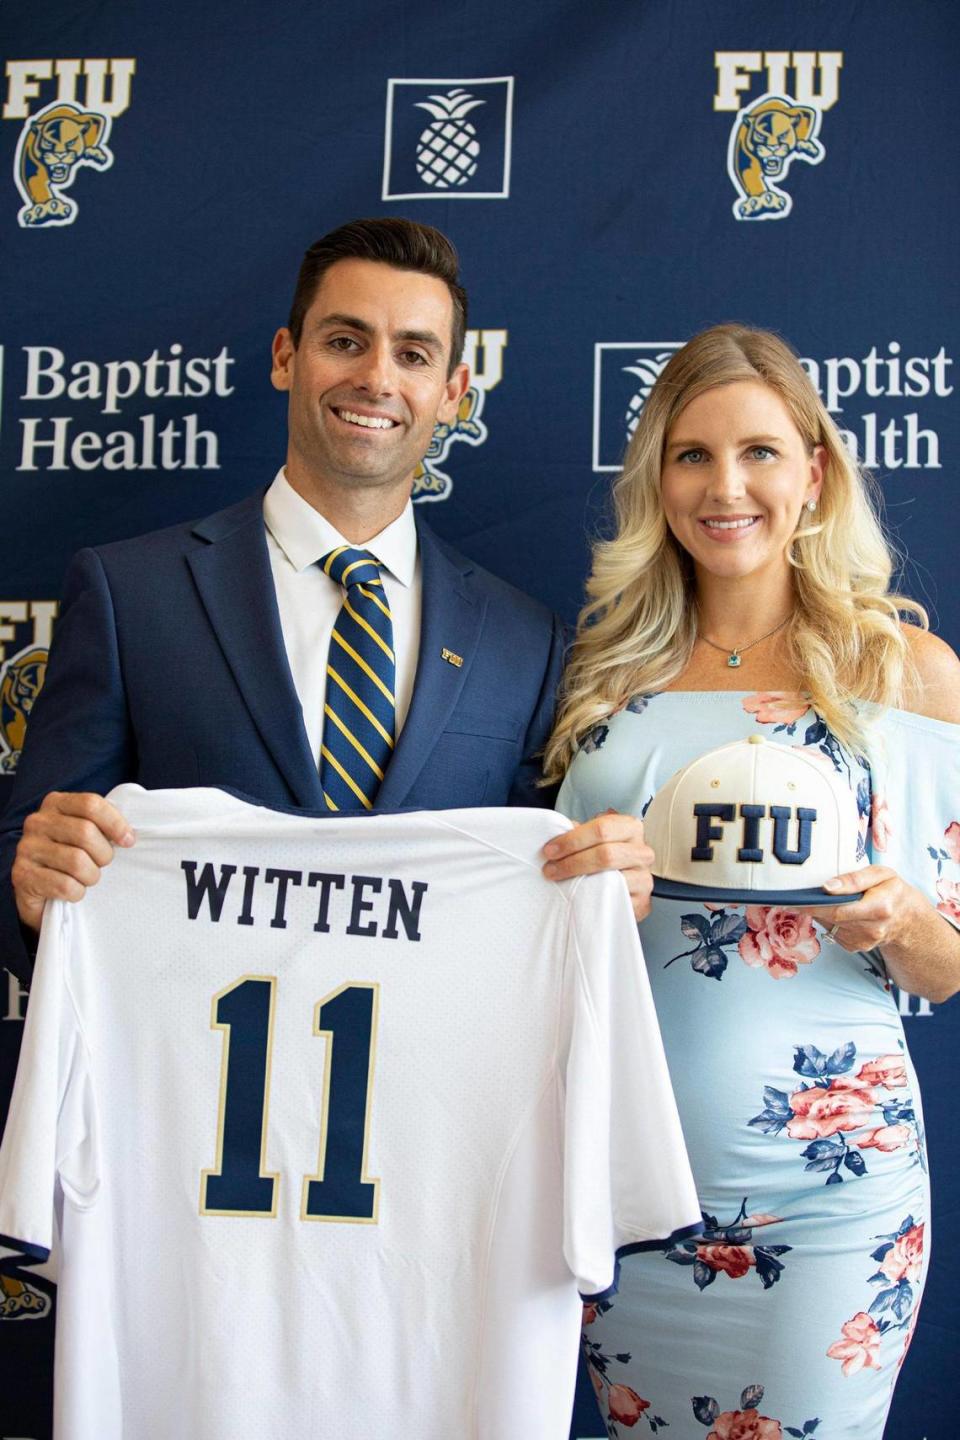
[543,323,926,783]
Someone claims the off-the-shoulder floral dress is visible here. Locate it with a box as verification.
[558,693,960,1440]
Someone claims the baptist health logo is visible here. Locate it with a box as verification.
[4,58,135,227]
[413,329,506,501]
[0,600,58,775]
[594,340,953,473]
[714,52,842,220]
[3,340,236,473]
[382,78,513,199]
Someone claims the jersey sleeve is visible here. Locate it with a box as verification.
[561,871,702,1302]
[865,710,960,934]
[0,902,99,1267]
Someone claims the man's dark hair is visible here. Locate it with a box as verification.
[287,217,468,374]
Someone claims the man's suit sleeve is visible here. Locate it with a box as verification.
[507,612,568,810]
[0,549,135,983]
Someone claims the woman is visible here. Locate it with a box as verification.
[545,325,960,1440]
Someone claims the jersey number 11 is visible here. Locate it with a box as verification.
[200,976,380,1223]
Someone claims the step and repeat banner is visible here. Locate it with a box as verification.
[1,3,957,1437]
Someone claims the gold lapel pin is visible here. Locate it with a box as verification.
[441,647,464,668]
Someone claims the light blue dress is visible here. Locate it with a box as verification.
[558,692,960,1440]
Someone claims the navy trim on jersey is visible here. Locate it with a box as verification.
[578,1220,705,1304]
[0,1232,50,1265]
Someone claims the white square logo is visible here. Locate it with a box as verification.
[382,77,514,200]
[593,342,682,471]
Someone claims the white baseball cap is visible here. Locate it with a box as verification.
[645,734,865,905]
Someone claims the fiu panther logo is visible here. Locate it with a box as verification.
[727,92,824,220]
[14,99,114,227]
[0,601,57,773]
[0,646,48,771]
[412,329,506,502]
[0,1271,51,1322]
[413,385,488,501]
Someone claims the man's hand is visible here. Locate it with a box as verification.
[11,792,135,934]
[542,811,655,921]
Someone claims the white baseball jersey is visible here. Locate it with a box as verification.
[0,787,699,1440]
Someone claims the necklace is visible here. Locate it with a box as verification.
[698,612,792,668]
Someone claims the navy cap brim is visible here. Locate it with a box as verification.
[651,876,863,906]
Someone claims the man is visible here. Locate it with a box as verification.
[1,218,652,980]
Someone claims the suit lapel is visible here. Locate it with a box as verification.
[187,494,324,809]
[376,519,486,808]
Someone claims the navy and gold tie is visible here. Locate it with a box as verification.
[318,546,396,811]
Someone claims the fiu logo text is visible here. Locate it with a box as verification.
[0,601,58,773]
[413,329,506,502]
[4,59,135,227]
[714,52,842,220]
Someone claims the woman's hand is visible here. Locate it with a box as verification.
[542,811,655,921]
[808,865,923,953]
[799,865,960,1003]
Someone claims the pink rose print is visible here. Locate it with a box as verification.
[871,795,892,852]
[785,1076,877,1140]
[741,692,808,725]
[856,1054,907,1088]
[707,1410,783,1440]
[936,878,960,925]
[696,1244,755,1279]
[584,1316,668,1432]
[944,820,960,864]
[878,1222,924,1284]
[856,1123,912,1152]
[826,1311,882,1375]
[739,907,821,979]
[607,1384,651,1426]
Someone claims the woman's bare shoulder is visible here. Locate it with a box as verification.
[900,623,960,722]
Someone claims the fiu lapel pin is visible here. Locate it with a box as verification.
[440,647,464,668]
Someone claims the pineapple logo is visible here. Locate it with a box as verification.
[593,342,682,471]
[623,352,676,438]
[414,89,485,189]
[382,78,513,200]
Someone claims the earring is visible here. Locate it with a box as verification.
[805,498,817,512]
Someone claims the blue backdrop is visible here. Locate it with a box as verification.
[1,3,957,1436]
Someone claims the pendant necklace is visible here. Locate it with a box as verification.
[698,612,793,669]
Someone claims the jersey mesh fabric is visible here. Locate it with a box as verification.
[0,787,699,1440]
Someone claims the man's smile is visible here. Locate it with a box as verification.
[332,406,400,431]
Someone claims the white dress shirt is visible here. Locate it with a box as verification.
[262,470,422,769]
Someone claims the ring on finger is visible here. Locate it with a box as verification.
[826,921,841,940]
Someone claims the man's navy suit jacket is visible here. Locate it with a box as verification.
[0,490,566,980]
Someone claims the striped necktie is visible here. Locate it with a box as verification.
[318,546,396,812]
